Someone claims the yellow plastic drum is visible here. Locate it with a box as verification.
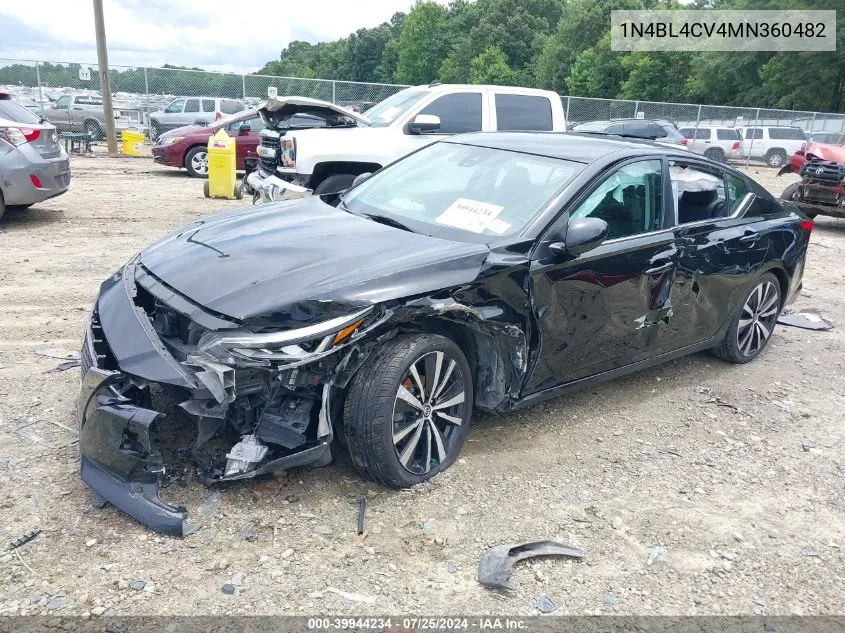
[121,130,145,157]
[205,129,239,199]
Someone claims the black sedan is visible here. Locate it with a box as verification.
[78,133,811,534]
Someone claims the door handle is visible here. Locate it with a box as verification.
[645,261,674,276]
[739,232,760,243]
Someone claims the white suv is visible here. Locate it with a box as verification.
[737,126,806,167]
[678,126,742,162]
[149,97,245,139]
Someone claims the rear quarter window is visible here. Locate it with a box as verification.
[717,129,740,140]
[494,94,553,131]
[768,127,806,140]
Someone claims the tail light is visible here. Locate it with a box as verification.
[215,111,222,121]
[0,126,41,146]
[800,219,813,233]
[29,174,42,188]
[732,141,740,151]
[681,138,688,145]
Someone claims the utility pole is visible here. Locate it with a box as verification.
[93,0,117,153]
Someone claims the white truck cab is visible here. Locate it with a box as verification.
[250,83,566,200]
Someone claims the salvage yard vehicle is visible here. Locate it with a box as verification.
[574,119,688,148]
[0,93,70,220]
[738,126,806,167]
[79,132,811,535]
[149,97,245,140]
[778,138,845,219]
[678,125,742,162]
[248,83,566,201]
[42,93,141,140]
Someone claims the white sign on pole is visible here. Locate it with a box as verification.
[267,86,278,99]
[78,67,91,81]
[636,111,645,119]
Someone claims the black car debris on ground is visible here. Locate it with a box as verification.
[78,132,812,535]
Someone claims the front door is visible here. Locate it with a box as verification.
[525,158,684,395]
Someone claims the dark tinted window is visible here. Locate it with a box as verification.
[769,127,805,140]
[744,128,763,140]
[419,93,481,134]
[184,99,200,113]
[202,99,216,112]
[717,128,740,140]
[494,94,552,131]
[680,128,710,140]
[221,99,244,114]
[0,100,40,124]
[627,121,667,139]
[604,122,626,134]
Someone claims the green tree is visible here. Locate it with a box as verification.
[468,46,520,85]
[565,34,628,98]
[619,52,693,102]
[395,1,450,84]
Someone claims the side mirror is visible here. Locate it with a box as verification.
[408,114,441,135]
[352,172,372,188]
[549,217,609,258]
[238,124,250,135]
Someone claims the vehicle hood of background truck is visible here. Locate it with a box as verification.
[139,197,490,324]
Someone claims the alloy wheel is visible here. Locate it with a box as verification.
[191,151,209,175]
[391,350,466,475]
[737,280,779,356]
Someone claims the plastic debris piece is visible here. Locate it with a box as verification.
[777,310,833,331]
[478,540,584,590]
[10,529,41,549]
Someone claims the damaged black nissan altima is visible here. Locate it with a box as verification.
[78,132,811,534]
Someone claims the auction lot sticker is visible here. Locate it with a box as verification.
[436,198,511,234]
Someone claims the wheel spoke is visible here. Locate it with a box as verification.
[425,352,444,403]
[738,317,753,328]
[432,391,465,411]
[756,319,770,340]
[398,420,425,467]
[432,359,456,400]
[435,410,462,425]
[424,424,432,473]
[393,418,422,445]
[409,362,426,401]
[742,303,755,317]
[429,420,447,463]
[753,284,763,310]
[739,324,754,354]
[760,289,778,314]
[396,385,424,411]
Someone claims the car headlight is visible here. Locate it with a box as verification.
[197,307,372,366]
[161,136,183,146]
[281,137,296,168]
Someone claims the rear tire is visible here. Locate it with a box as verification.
[765,149,787,167]
[712,272,781,364]
[313,173,355,195]
[344,333,473,488]
[185,146,209,178]
[0,190,6,221]
[704,147,725,162]
[84,119,103,141]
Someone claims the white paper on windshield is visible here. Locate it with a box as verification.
[435,198,509,234]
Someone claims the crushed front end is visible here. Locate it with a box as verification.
[78,259,380,535]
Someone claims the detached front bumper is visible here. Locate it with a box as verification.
[246,170,310,203]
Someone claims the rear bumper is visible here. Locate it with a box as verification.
[1,144,70,206]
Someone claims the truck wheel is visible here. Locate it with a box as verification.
[344,333,473,488]
[313,173,355,195]
[780,182,802,202]
[84,120,103,141]
[765,149,787,167]
[704,147,725,162]
[185,147,209,178]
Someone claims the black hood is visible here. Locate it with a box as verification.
[139,197,489,324]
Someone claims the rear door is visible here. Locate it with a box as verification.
[49,95,71,132]
[182,98,201,126]
[491,93,554,131]
[201,99,217,124]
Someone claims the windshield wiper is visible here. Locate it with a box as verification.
[363,213,414,232]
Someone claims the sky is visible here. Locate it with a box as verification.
[0,0,440,73]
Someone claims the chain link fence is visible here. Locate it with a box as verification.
[3,57,845,140]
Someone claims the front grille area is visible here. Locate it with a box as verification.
[259,130,281,173]
[82,309,118,374]
[801,160,845,186]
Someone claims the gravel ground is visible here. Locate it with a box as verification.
[0,155,842,618]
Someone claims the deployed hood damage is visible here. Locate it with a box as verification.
[258,95,371,130]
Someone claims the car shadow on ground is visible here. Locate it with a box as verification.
[811,216,845,235]
[0,206,64,229]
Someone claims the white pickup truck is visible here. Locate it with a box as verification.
[248,83,566,201]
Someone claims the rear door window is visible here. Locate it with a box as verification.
[669,162,727,223]
[184,99,200,113]
[717,128,740,140]
[768,127,806,140]
[494,94,553,131]
[744,128,764,140]
[419,93,482,134]
[726,173,751,213]
[202,99,216,112]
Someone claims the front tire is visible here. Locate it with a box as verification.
[712,272,781,364]
[344,334,473,488]
[185,146,209,178]
[313,173,355,195]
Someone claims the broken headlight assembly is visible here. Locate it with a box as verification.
[196,307,372,366]
[281,137,296,168]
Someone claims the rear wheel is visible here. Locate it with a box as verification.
[84,119,103,141]
[344,334,473,488]
[0,190,6,221]
[313,173,355,195]
[704,147,725,162]
[765,149,787,167]
[185,146,209,178]
[712,272,781,364]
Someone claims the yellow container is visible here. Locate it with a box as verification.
[121,130,145,157]
[205,129,238,199]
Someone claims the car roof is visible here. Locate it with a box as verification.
[445,131,675,164]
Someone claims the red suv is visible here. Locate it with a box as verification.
[151,110,262,178]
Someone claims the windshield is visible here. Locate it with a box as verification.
[342,141,581,241]
[363,88,429,127]
[0,100,41,124]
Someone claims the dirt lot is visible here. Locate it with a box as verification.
[0,155,842,618]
